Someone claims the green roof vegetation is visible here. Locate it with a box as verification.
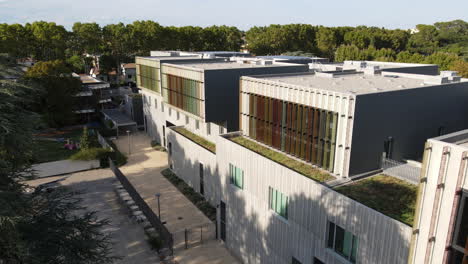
[335,174,418,226]
[172,127,216,153]
[229,136,334,182]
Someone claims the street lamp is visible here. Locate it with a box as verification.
[126,130,131,155]
[155,193,161,220]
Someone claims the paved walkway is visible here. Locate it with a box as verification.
[32,159,100,178]
[25,169,159,264]
[113,132,239,264]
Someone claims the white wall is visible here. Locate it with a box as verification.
[216,133,412,264]
[167,127,220,206]
[140,88,226,148]
[411,133,468,264]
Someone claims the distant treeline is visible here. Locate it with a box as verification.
[0,20,467,76]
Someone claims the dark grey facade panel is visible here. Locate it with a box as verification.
[383,65,439,75]
[349,82,468,175]
[204,65,309,131]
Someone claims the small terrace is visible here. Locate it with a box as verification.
[228,135,334,183]
[334,174,418,226]
[171,127,216,153]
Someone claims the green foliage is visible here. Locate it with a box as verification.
[70,147,110,161]
[230,136,334,182]
[172,127,216,153]
[151,140,166,152]
[25,60,81,127]
[80,126,90,150]
[450,60,468,78]
[0,57,116,263]
[316,27,338,58]
[147,235,163,251]
[334,45,367,62]
[107,141,127,166]
[422,52,460,70]
[335,175,417,226]
[66,55,86,73]
[161,169,217,221]
[72,22,103,55]
[25,21,68,60]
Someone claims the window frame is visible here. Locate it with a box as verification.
[268,186,288,219]
[326,220,358,263]
[229,163,244,189]
[452,191,468,253]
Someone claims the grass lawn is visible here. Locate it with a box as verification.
[34,140,80,163]
[230,136,334,183]
[172,127,216,153]
[33,128,99,163]
[335,174,418,226]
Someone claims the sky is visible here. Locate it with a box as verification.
[0,0,467,30]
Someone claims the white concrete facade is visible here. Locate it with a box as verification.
[214,133,412,264]
[410,130,468,264]
[141,88,225,148]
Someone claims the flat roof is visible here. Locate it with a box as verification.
[137,55,201,61]
[247,71,466,95]
[311,61,437,70]
[432,129,468,148]
[258,55,321,60]
[171,61,301,70]
[78,74,103,84]
[101,109,136,127]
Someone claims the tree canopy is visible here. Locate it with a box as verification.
[25,60,81,127]
[0,56,116,263]
[0,19,467,76]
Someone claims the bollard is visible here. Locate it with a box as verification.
[184,228,188,249]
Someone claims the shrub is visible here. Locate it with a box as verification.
[147,236,163,251]
[151,140,166,152]
[80,126,90,150]
[70,148,110,161]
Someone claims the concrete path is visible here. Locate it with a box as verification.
[25,169,159,264]
[113,132,239,264]
[32,159,100,178]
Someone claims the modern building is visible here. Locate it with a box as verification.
[136,56,309,148]
[409,129,468,264]
[310,60,439,76]
[136,54,468,264]
[257,55,329,65]
[239,70,468,177]
[150,50,251,58]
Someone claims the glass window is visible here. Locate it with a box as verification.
[241,94,338,172]
[154,98,157,109]
[269,187,288,219]
[207,123,211,135]
[229,164,244,189]
[455,196,468,247]
[327,221,358,263]
[196,120,200,130]
[186,115,189,125]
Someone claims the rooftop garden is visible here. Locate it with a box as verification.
[172,127,216,153]
[335,174,418,226]
[229,136,334,182]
